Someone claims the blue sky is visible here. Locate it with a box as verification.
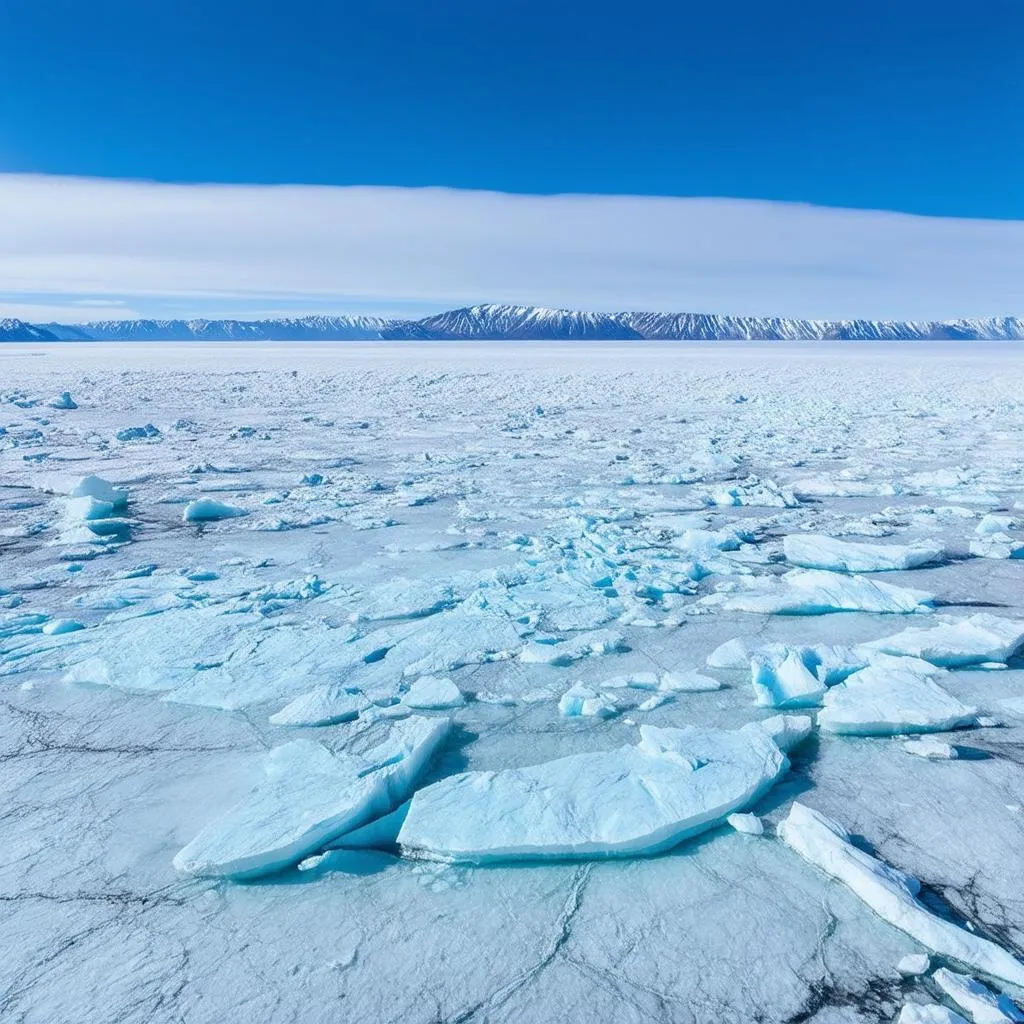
[1,0,1023,321]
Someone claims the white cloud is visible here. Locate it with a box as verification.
[2,173,1024,320]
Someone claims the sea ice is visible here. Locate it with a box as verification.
[69,474,128,510]
[47,391,77,409]
[182,498,249,522]
[174,716,449,879]
[403,676,465,710]
[706,569,934,615]
[897,953,931,976]
[726,812,764,835]
[268,687,366,727]
[558,683,618,718]
[933,968,1024,1024]
[863,614,1024,667]
[818,655,977,736]
[903,737,958,760]
[783,533,944,572]
[518,628,627,665]
[750,648,827,708]
[780,802,1024,988]
[706,637,749,669]
[398,717,808,863]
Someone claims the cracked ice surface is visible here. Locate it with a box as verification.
[3,342,1024,1023]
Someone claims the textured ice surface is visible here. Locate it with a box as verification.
[818,655,978,736]
[398,719,807,863]
[898,1006,970,1024]
[780,803,1024,988]
[784,533,944,572]
[5,343,1024,1023]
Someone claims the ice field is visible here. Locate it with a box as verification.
[2,341,1024,1023]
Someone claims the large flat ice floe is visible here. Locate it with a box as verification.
[864,614,1024,667]
[817,655,978,736]
[780,802,1024,989]
[397,717,810,864]
[783,533,944,572]
[705,568,934,615]
[174,716,449,879]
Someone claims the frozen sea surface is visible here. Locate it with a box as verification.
[2,342,1024,1023]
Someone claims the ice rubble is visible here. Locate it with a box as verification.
[934,968,1024,1024]
[817,655,978,736]
[182,498,248,522]
[706,569,934,615]
[863,614,1024,667]
[174,716,449,879]
[898,954,931,976]
[780,803,1024,988]
[751,648,826,708]
[783,534,944,572]
[69,474,128,510]
[519,628,627,665]
[397,717,810,864]
[47,391,77,410]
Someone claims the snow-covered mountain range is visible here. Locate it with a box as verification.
[4,305,1024,341]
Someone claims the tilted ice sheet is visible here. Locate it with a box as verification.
[780,802,1024,989]
[783,533,945,572]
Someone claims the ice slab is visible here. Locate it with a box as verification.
[403,676,464,710]
[818,655,977,736]
[558,683,618,718]
[706,637,749,669]
[933,968,1024,1024]
[903,737,958,760]
[863,614,1024,667]
[69,474,128,510]
[751,648,827,709]
[727,812,764,835]
[268,687,366,727]
[784,534,944,572]
[398,718,808,864]
[707,569,934,615]
[898,954,931,977]
[519,628,627,666]
[174,716,449,879]
[182,498,248,522]
[779,803,1024,988]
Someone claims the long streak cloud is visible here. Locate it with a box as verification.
[2,173,1024,320]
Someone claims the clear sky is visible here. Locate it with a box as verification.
[1,0,1023,322]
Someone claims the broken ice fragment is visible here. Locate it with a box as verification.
[558,683,618,718]
[932,967,1024,1024]
[779,802,1024,988]
[902,737,958,760]
[863,614,1024,667]
[818,655,978,736]
[183,498,249,522]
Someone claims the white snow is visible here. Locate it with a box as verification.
[783,534,944,572]
[779,802,1024,988]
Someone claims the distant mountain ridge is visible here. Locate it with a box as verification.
[4,305,1024,342]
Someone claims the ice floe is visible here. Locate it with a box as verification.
[398,717,809,863]
[780,802,1024,988]
[174,716,449,879]
[706,569,934,615]
[403,676,465,710]
[182,498,249,522]
[863,614,1024,667]
[898,1006,969,1024]
[783,533,944,572]
[818,655,977,736]
[933,967,1024,1024]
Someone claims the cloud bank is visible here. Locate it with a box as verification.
[2,173,1024,321]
